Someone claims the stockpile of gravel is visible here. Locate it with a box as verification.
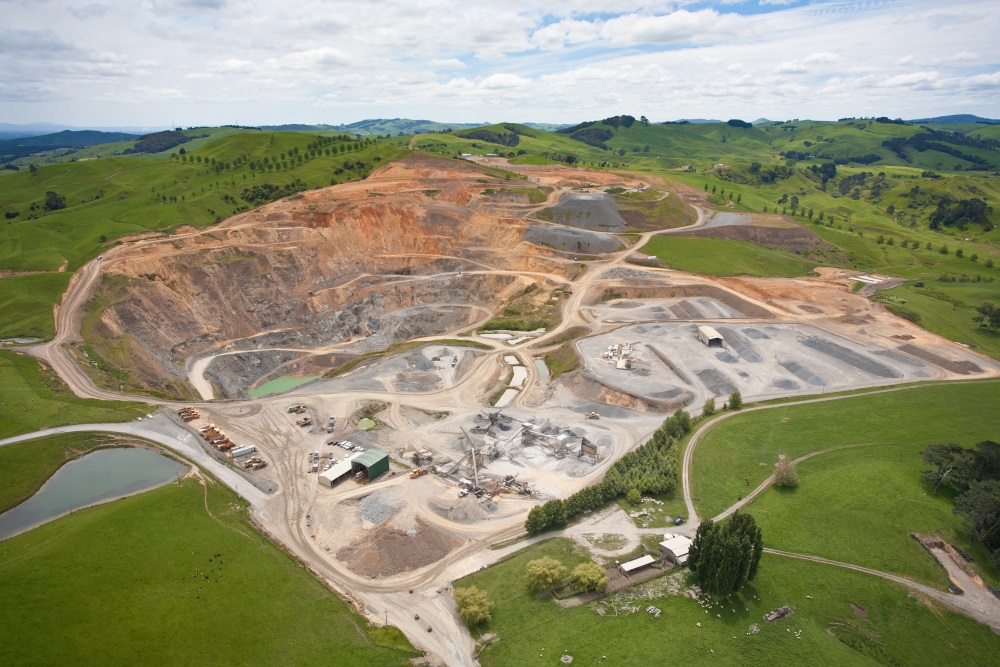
[600,267,663,281]
[358,488,403,524]
[336,520,461,576]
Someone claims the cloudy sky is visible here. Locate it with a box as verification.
[1,0,998,127]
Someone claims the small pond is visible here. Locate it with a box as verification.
[247,374,320,398]
[0,447,188,541]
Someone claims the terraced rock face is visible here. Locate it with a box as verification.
[86,154,566,398]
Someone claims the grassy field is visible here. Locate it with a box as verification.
[691,382,1000,584]
[0,466,417,665]
[747,443,987,587]
[691,382,1000,519]
[0,350,149,438]
[460,539,1000,667]
[641,236,819,277]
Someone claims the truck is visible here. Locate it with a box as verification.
[229,445,256,459]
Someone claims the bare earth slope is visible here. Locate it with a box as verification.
[87,154,577,397]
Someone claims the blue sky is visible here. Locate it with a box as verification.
[0,0,997,126]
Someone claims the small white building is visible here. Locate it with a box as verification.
[659,533,693,565]
[697,325,724,348]
[619,554,655,575]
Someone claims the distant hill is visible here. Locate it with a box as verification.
[261,119,486,136]
[0,130,141,161]
[342,118,485,136]
[908,114,1000,125]
[522,122,571,132]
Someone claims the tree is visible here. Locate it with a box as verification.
[973,441,1000,483]
[688,512,763,598]
[454,586,493,626]
[526,556,568,592]
[972,302,1000,330]
[921,443,975,495]
[702,397,716,417]
[28,163,38,175]
[571,562,608,592]
[954,480,1000,546]
[44,191,66,211]
[626,488,641,505]
[729,391,742,410]
[774,458,799,487]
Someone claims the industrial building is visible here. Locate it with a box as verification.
[697,325,724,348]
[659,533,693,565]
[351,448,390,481]
[319,455,358,488]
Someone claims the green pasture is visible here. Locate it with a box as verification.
[0,469,417,665]
[460,539,1000,667]
[641,236,819,277]
[747,443,991,587]
[0,349,149,438]
[691,382,1000,579]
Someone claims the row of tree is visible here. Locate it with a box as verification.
[524,410,693,535]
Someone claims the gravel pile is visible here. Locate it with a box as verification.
[358,488,403,524]
[600,267,663,281]
[336,520,461,576]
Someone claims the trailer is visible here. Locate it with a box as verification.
[229,445,256,459]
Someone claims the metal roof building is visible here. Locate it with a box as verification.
[351,448,390,481]
[697,325,724,348]
[319,455,357,488]
[619,554,655,574]
[659,533,693,565]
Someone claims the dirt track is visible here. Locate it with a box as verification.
[13,156,1000,665]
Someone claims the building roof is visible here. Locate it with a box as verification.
[320,456,356,484]
[660,534,692,558]
[620,554,655,572]
[352,447,388,469]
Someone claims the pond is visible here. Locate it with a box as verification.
[0,447,189,541]
[247,374,320,398]
[534,359,550,385]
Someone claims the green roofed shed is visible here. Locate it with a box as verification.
[351,448,390,481]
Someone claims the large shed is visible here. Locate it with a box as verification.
[659,533,693,565]
[351,448,390,481]
[697,325,724,348]
[319,455,357,488]
[619,554,655,575]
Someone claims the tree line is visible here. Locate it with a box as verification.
[524,410,691,535]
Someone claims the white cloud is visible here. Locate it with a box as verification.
[431,58,466,69]
[478,73,531,89]
[0,0,997,124]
